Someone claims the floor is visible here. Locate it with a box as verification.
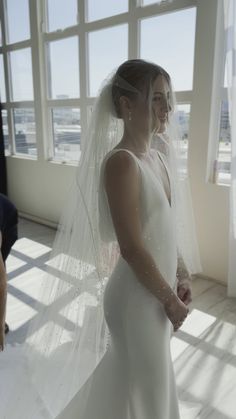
[4,218,236,419]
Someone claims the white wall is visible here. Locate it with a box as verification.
[6,0,230,285]
[6,157,76,227]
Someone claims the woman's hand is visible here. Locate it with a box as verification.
[164,294,189,332]
[177,278,192,305]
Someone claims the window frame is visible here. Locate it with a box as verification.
[0,0,38,158]
[207,0,230,186]
[0,0,197,164]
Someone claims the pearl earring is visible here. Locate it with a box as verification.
[128,111,132,121]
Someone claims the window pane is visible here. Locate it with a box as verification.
[216,100,231,184]
[13,108,37,156]
[86,0,128,22]
[224,58,228,88]
[10,48,34,101]
[5,0,30,44]
[140,8,196,91]
[1,109,10,155]
[46,0,78,32]
[52,108,81,161]
[142,0,164,5]
[88,25,128,96]
[47,37,79,99]
[176,104,190,174]
[0,55,6,102]
[0,20,2,46]
[177,104,191,141]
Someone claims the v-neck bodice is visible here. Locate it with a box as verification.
[99,148,176,248]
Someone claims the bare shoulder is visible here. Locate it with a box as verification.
[105,149,137,171]
[104,150,139,184]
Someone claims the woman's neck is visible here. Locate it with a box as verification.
[118,130,152,154]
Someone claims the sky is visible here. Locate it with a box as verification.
[0,0,196,102]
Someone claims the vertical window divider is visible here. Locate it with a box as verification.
[29,0,44,162]
[40,0,55,161]
[0,0,14,154]
[128,0,139,59]
[207,0,226,184]
[78,0,87,153]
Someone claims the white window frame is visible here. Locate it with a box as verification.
[207,0,230,186]
[1,0,197,164]
[0,0,40,158]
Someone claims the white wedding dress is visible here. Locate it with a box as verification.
[55,147,180,419]
[0,147,183,419]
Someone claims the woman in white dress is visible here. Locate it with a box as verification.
[55,60,193,418]
[1,59,197,419]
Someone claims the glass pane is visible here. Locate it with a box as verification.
[47,37,79,99]
[0,19,2,46]
[217,100,231,184]
[224,57,228,88]
[52,108,81,161]
[140,7,196,91]
[0,55,6,102]
[5,0,30,44]
[13,108,37,156]
[88,24,128,96]
[176,104,190,174]
[86,0,128,22]
[10,48,34,101]
[1,109,10,155]
[142,0,164,5]
[46,0,78,32]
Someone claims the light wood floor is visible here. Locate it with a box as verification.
[4,218,236,419]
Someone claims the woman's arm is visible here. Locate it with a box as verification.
[104,151,188,324]
[0,232,7,350]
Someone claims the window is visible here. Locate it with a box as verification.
[10,48,33,101]
[142,0,169,5]
[46,0,78,32]
[86,0,128,22]
[1,109,9,155]
[46,37,80,99]
[43,0,81,162]
[140,7,196,166]
[0,54,6,102]
[51,107,81,161]
[0,0,37,157]
[88,25,128,97]
[210,3,231,186]
[140,8,196,91]
[13,108,36,156]
[5,0,30,44]
[0,0,197,164]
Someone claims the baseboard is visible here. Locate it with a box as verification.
[192,273,227,287]
[19,212,57,230]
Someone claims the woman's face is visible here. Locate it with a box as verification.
[150,74,171,133]
[126,74,171,135]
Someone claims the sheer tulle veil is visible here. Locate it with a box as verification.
[1,59,202,418]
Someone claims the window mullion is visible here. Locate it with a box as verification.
[28,0,45,161]
[129,0,138,59]
[78,0,88,152]
[0,0,14,153]
[207,0,226,184]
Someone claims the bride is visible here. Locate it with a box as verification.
[1,59,200,419]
